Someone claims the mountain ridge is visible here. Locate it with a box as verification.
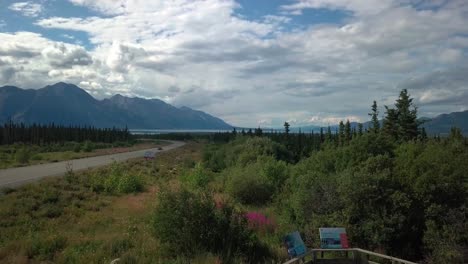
[0,83,232,129]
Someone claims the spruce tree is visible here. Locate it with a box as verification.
[358,123,363,136]
[395,89,418,141]
[284,122,290,135]
[369,100,380,134]
[345,120,351,143]
[382,106,399,140]
[338,121,345,145]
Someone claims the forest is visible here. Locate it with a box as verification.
[153,89,467,263]
[0,122,130,145]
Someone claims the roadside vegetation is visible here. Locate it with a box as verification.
[0,123,137,169]
[0,140,167,169]
[0,143,202,263]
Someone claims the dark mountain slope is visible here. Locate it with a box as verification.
[0,83,232,129]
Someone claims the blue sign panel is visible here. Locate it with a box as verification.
[284,231,307,257]
[319,227,349,249]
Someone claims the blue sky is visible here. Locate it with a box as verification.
[1,0,467,127]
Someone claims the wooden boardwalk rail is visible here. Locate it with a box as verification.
[283,248,417,264]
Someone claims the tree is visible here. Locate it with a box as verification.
[326,126,332,142]
[338,121,345,145]
[358,123,363,136]
[395,89,419,141]
[449,127,463,141]
[284,122,290,135]
[254,127,263,137]
[369,100,380,134]
[345,120,352,143]
[382,106,399,140]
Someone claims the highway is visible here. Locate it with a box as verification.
[0,140,185,188]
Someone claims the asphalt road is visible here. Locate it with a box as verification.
[0,140,185,188]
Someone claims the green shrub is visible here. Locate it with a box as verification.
[15,147,31,164]
[152,188,217,257]
[151,188,270,262]
[181,162,211,190]
[82,141,94,152]
[38,204,63,218]
[260,156,289,192]
[226,163,274,205]
[26,236,67,261]
[95,163,144,194]
[73,143,81,153]
[31,154,42,160]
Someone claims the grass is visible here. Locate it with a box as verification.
[0,142,201,264]
[0,140,167,169]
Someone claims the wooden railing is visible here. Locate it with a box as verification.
[283,248,417,264]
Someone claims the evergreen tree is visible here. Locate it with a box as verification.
[419,127,427,141]
[395,89,419,141]
[345,120,351,143]
[449,127,463,141]
[358,123,363,136]
[284,122,290,135]
[254,127,263,136]
[369,100,380,134]
[338,121,345,145]
[382,106,399,140]
[326,126,332,142]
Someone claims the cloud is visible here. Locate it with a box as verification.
[0,32,96,88]
[42,43,93,68]
[280,0,394,16]
[8,2,43,17]
[399,67,468,108]
[0,0,466,127]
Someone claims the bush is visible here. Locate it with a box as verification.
[97,163,144,194]
[73,143,81,153]
[26,236,67,261]
[39,204,63,218]
[152,189,217,257]
[151,188,270,262]
[15,147,31,164]
[226,163,274,205]
[31,154,42,160]
[82,141,94,152]
[181,162,211,190]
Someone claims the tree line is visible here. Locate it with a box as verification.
[0,122,131,145]
[204,89,448,162]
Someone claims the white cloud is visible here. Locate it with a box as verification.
[280,0,395,16]
[0,0,467,126]
[8,2,43,17]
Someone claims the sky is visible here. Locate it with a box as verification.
[0,0,467,127]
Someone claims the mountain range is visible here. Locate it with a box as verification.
[0,82,232,129]
[1,82,466,134]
